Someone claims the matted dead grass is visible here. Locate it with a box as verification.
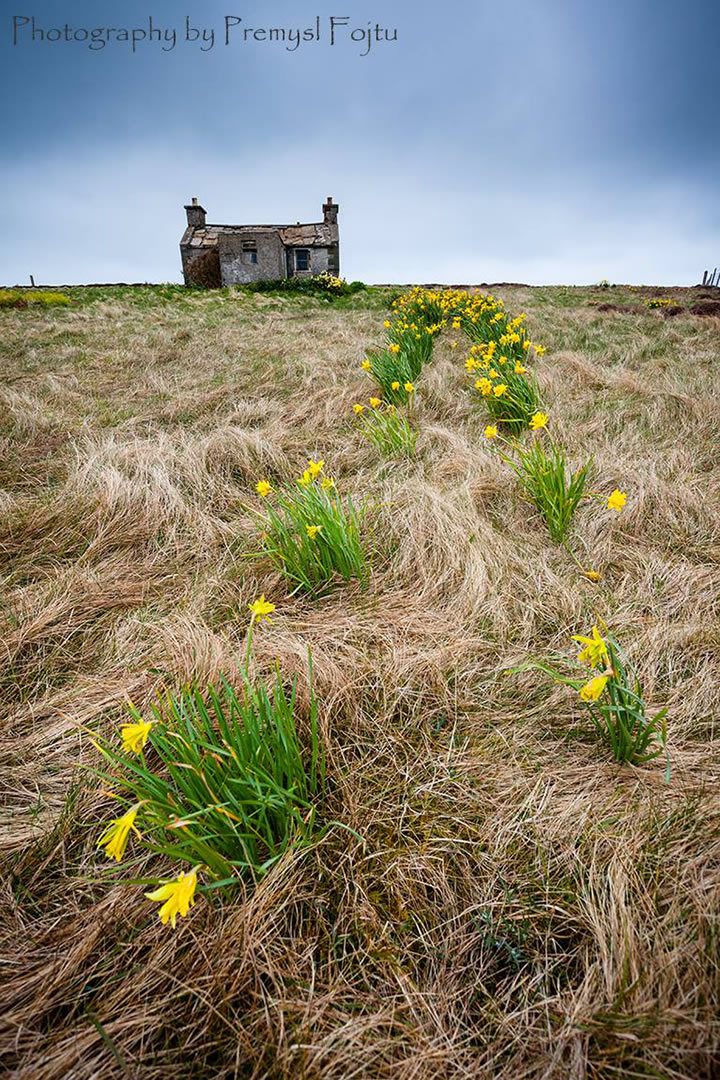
[1,284,719,1078]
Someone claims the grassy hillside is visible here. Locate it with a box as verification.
[1,283,719,1078]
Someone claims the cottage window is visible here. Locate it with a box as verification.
[242,241,258,265]
[295,248,310,272]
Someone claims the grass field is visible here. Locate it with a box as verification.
[1,282,719,1078]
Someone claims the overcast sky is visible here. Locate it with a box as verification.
[1,0,719,285]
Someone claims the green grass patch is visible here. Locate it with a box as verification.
[353,401,418,458]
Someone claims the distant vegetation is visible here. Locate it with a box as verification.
[0,288,71,308]
[243,272,366,299]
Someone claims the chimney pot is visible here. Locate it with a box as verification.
[184,198,207,229]
[323,196,338,225]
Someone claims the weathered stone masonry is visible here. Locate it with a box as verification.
[180,197,340,287]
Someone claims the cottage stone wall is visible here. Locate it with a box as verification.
[218,232,285,285]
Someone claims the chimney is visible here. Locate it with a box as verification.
[323,196,338,225]
[184,197,207,228]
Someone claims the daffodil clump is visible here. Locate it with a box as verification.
[351,397,418,458]
[483,417,628,545]
[484,418,591,542]
[646,297,673,309]
[362,328,430,402]
[390,286,451,328]
[387,314,442,352]
[514,624,668,769]
[470,352,541,429]
[251,459,368,597]
[364,288,454,401]
[362,346,422,404]
[390,285,504,332]
[94,599,326,928]
[464,315,544,430]
[316,272,345,290]
[390,287,546,431]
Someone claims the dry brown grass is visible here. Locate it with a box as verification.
[1,284,719,1078]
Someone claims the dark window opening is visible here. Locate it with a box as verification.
[242,240,258,265]
[295,248,310,272]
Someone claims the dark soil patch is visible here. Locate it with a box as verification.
[688,301,720,317]
[590,302,637,314]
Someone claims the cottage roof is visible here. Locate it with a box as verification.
[182,221,336,250]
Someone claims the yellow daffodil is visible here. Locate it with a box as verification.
[145,870,197,929]
[255,480,271,497]
[584,569,602,581]
[361,359,372,371]
[529,412,549,430]
[307,458,324,477]
[493,383,507,397]
[475,377,492,396]
[535,345,546,356]
[352,404,365,415]
[120,719,153,754]
[369,397,381,408]
[306,525,321,538]
[321,476,335,489]
[514,362,526,374]
[450,340,458,348]
[404,382,414,393]
[607,489,627,511]
[297,470,312,485]
[383,320,391,328]
[248,594,275,622]
[573,626,609,668]
[488,368,498,379]
[388,344,400,354]
[391,381,400,390]
[484,425,499,439]
[579,674,609,702]
[97,806,141,863]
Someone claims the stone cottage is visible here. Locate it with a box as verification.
[180,196,339,287]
